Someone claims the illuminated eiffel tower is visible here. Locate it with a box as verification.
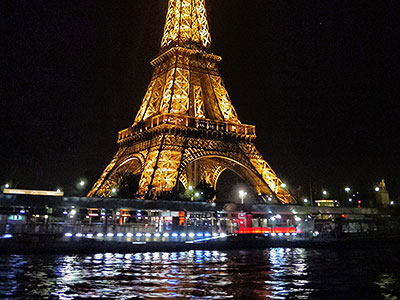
[88,0,296,204]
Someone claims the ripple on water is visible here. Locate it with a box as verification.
[0,248,399,299]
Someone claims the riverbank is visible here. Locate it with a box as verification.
[1,233,399,254]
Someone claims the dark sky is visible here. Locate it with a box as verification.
[2,1,399,199]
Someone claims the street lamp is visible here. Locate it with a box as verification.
[280,183,287,189]
[375,187,380,192]
[79,180,85,187]
[239,190,247,205]
[345,187,351,206]
[4,183,10,189]
[322,190,328,196]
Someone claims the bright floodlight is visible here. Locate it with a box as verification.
[79,180,85,187]
[239,190,247,204]
[344,187,351,192]
[375,187,380,192]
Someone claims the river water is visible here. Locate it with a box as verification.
[0,247,399,300]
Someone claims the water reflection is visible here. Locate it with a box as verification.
[0,248,398,299]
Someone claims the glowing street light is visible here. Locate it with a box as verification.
[194,192,200,198]
[280,183,287,189]
[322,190,328,196]
[375,187,380,192]
[4,183,10,189]
[239,190,247,205]
[79,180,86,187]
[345,187,351,206]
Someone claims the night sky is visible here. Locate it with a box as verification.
[2,1,399,200]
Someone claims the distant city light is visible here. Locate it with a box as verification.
[70,209,77,216]
[188,186,193,191]
[111,188,117,194]
[344,187,351,192]
[375,187,380,192]
[390,201,394,206]
[79,180,85,187]
[303,198,308,203]
[5,183,10,189]
[323,190,327,196]
[194,192,200,198]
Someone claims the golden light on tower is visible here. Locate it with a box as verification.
[88,0,296,204]
[161,0,211,50]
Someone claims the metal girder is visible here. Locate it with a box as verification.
[161,0,211,50]
[88,0,296,205]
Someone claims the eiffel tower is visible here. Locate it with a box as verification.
[88,0,296,204]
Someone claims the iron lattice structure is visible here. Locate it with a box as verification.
[88,0,296,204]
